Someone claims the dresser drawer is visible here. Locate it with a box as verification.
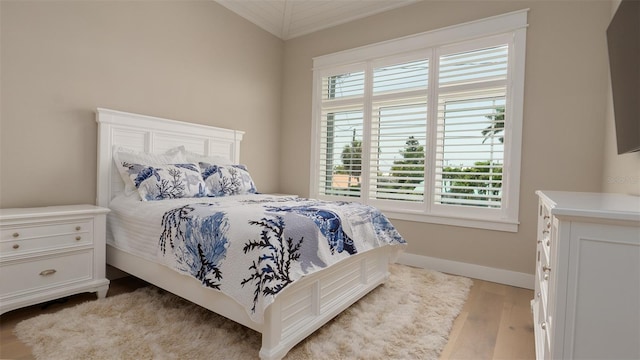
[0,220,93,256]
[539,204,552,245]
[0,250,93,297]
[536,239,550,297]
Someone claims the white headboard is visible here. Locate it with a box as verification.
[96,108,244,207]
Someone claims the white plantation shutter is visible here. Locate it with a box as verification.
[311,10,527,231]
[318,69,365,197]
[322,71,365,100]
[373,59,428,95]
[438,45,509,87]
[370,103,427,201]
[319,109,364,197]
[434,44,509,209]
[370,58,428,202]
[435,93,505,207]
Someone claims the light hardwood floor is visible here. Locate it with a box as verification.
[0,275,535,359]
[440,278,536,359]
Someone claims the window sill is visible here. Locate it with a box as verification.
[382,209,519,232]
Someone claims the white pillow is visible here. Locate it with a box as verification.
[166,145,233,165]
[125,163,206,201]
[113,146,187,196]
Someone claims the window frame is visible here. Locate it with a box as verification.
[310,9,528,232]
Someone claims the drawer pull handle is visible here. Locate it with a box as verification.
[546,240,551,247]
[537,292,541,298]
[75,236,82,241]
[75,226,81,231]
[542,230,550,234]
[39,269,57,276]
[543,265,551,280]
[541,322,547,330]
[12,244,20,249]
[12,232,19,238]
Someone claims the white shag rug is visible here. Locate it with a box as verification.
[15,264,472,360]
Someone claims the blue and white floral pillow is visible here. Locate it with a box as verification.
[199,162,257,197]
[122,162,207,201]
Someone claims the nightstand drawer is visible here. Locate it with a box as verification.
[0,220,93,256]
[1,219,93,241]
[0,232,93,256]
[0,250,93,297]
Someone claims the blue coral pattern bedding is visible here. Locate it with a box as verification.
[108,194,406,322]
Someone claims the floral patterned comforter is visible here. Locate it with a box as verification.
[109,194,406,322]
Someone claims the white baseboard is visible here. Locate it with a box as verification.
[397,252,534,290]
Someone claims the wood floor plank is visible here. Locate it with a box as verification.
[440,309,469,358]
[493,297,535,359]
[0,337,33,360]
[440,279,535,360]
[445,288,504,359]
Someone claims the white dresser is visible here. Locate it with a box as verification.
[0,205,110,314]
[532,191,640,360]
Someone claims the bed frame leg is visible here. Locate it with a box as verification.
[259,300,286,360]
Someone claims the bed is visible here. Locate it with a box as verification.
[96,108,406,360]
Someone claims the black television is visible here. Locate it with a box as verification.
[606,0,640,154]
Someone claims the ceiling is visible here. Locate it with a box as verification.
[214,0,418,40]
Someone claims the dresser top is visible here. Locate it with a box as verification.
[536,191,640,222]
[0,204,110,221]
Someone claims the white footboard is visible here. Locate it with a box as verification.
[107,244,392,359]
[260,246,391,359]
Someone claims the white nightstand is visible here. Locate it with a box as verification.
[0,204,110,314]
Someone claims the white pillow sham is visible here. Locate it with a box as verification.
[113,146,187,196]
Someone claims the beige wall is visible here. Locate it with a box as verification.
[280,1,612,275]
[0,1,283,208]
[602,0,640,195]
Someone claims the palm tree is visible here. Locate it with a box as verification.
[482,106,505,143]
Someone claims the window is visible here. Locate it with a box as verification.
[311,10,528,232]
